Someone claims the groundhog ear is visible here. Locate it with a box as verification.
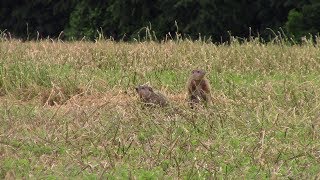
[135,87,139,92]
[148,87,154,92]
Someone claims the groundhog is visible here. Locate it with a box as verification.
[135,85,168,107]
[187,69,212,108]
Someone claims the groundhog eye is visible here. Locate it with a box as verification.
[197,70,200,73]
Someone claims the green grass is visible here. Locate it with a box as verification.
[0,38,320,179]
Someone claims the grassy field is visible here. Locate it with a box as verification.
[0,38,320,179]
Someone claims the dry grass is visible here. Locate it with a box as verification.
[0,38,320,179]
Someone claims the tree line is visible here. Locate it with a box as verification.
[0,0,319,42]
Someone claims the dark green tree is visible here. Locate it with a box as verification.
[286,0,320,39]
[0,0,74,39]
[0,0,318,42]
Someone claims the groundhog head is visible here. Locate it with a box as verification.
[191,69,206,81]
[135,85,153,99]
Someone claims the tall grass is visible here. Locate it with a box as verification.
[0,37,320,179]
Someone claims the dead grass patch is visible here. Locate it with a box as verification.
[40,85,84,106]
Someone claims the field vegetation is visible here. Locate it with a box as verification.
[0,36,320,179]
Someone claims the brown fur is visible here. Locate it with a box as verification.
[186,69,212,108]
[135,85,168,107]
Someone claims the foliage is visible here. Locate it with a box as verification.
[0,0,74,39]
[286,1,320,40]
[0,0,319,41]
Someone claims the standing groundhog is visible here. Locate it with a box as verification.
[187,69,212,108]
[135,85,168,107]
